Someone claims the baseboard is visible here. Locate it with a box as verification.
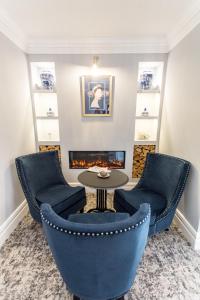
[0,200,28,249]
[174,209,200,250]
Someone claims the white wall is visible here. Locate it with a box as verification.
[160,24,200,234]
[0,33,35,227]
[28,53,167,183]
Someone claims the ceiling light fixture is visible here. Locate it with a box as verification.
[92,56,99,75]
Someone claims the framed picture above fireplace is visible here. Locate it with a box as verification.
[81,75,113,117]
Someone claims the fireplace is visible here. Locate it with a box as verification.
[69,151,125,169]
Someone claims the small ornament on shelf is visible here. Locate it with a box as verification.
[48,132,52,140]
[137,132,150,140]
[141,107,149,117]
[46,108,55,117]
[139,72,153,90]
[40,70,55,90]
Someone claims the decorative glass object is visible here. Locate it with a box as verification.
[48,132,52,140]
[37,119,60,141]
[34,93,58,117]
[137,132,150,140]
[136,93,160,117]
[135,119,158,141]
[141,107,149,116]
[46,108,55,117]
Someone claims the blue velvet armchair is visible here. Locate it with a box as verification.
[41,203,150,300]
[15,151,86,223]
[114,153,190,236]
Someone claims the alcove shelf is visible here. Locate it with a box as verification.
[137,89,160,94]
[132,61,164,179]
[36,116,59,120]
[134,140,157,145]
[135,116,158,120]
[30,62,61,156]
[32,89,57,94]
[38,141,61,146]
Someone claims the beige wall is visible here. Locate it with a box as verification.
[0,33,35,226]
[160,24,200,232]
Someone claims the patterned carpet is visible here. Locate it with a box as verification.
[0,194,200,300]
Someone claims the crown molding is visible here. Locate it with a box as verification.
[1,1,200,54]
[167,1,200,51]
[0,8,27,52]
[26,37,168,54]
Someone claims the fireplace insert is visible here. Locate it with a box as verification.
[69,151,125,169]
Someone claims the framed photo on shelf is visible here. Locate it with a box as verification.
[81,75,113,117]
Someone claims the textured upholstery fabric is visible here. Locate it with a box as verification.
[36,184,85,214]
[115,188,166,216]
[68,212,130,224]
[15,151,86,223]
[17,151,66,196]
[114,200,156,226]
[41,203,150,300]
[114,153,190,236]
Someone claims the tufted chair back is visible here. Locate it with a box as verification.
[16,151,66,197]
[15,151,67,221]
[137,153,190,204]
[41,203,150,300]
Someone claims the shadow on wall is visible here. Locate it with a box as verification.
[180,165,200,231]
[3,162,24,220]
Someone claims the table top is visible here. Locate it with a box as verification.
[78,169,129,189]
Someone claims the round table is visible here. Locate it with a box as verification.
[78,170,129,212]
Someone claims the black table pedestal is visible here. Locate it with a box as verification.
[78,170,129,213]
[87,188,115,213]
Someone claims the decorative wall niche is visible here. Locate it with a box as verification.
[132,61,164,179]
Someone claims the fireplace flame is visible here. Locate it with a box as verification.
[70,159,124,169]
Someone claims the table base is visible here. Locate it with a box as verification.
[87,189,115,213]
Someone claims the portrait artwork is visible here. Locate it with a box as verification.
[81,75,113,116]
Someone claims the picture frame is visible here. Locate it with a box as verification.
[81,75,113,117]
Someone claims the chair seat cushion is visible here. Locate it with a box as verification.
[114,188,167,221]
[68,212,130,224]
[36,184,85,214]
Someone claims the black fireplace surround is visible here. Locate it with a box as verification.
[69,151,126,169]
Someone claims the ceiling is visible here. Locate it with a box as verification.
[0,0,200,53]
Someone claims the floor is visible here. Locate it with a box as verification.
[0,194,200,300]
